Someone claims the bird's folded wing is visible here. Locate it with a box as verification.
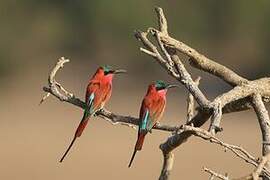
[139,109,153,132]
[83,92,95,119]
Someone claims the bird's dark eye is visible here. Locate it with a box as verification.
[156,86,165,91]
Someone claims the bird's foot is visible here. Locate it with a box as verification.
[155,121,161,127]
[213,125,223,133]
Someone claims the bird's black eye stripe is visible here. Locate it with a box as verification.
[104,70,114,75]
[156,86,165,91]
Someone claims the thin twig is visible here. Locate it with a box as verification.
[204,167,229,180]
[135,31,179,79]
[164,125,270,177]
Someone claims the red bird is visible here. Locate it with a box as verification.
[59,65,126,162]
[128,80,177,167]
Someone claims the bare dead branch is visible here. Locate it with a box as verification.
[155,31,174,67]
[213,79,270,108]
[160,110,212,155]
[175,126,270,177]
[187,77,201,123]
[208,78,270,135]
[141,8,211,109]
[140,47,157,57]
[252,153,270,180]
[204,167,229,180]
[233,175,253,180]
[169,49,210,108]
[39,92,50,105]
[252,94,270,180]
[154,7,248,87]
[181,126,257,168]
[209,101,223,134]
[235,154,270,180]
[252,94,270,156]
[135,31,179,79]
[205,154,270,180]
[155,7,168,35]
[159,151,174,180]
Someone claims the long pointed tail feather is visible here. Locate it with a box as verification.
[59,136,77,162]
[128,133,146,167]
[128,149,137,168]
[59,119,89,162]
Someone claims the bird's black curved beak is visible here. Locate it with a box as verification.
[112,69,127,74]
[166,84,180,89]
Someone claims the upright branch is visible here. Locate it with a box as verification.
[159,151,174,180]
[186,77,201,123]
[252,94,270,179]
[252,94,270,156]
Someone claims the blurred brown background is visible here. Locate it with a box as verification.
[0,0,269,179]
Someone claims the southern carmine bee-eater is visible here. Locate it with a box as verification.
[128,80,178,167]
[59,65,126,163]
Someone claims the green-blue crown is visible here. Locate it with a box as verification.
[155,80,168,90]
[101,65,113,74]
